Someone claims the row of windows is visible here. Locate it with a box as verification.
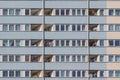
[2,24,30,31]
[3,9,30,16]
[56,70,120,77]
[3,70,30,77]
[55,55,120,62]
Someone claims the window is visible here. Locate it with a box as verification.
[82,9,85,16]
[15,24,20,31]
[56,9,59,15]
[9,55,14,61]
[109,9,114,16]
[115,71,120,77]
[9,24,14,31]
[100,55,104,62]
[66,9,69,15]
[56,71,59,77]
[100,40,104,46]
[115,24,120,31]
[77,56,81,61]
[72,56,76,62]
[82,25,85,31]
[72,40,76,46]
[16,71,20,77]
[9,70,14,77]
[25,55,30,62]
[3,9,8,15]
[109,40,114,46]
[61,70,64,77]
[109,25,114,31]
[109,55,114,62]
[61,55,64,62]
[25,24,30,31]
[3,24,8,31]
[72,25,76,31]
[25,9,29,15]
[3,71,8,77]
[61,25,64,31]
[15,55,20,61]
[61,9,64,15]
[16,40,20,47]
[82,40,85,46]
[82,56,85,62]
[82,71,85,77]
[61,40,64,46]
[77,71,81,77]
[100,71,104,77]
[25,71,30,77]
[16,9,20,15]
[56,40,59,46]
[56,25,59,31]
[100,9,104,16]
[72,9,76,15]
[72,71,76,77]
[115,9,120,15]
[9,9,14,15]
[99,24,104,31]
[66,40,69,46]
[66,71,70,77]
[115,40,120,46]
[115,56,120,62]
[3,40,8,46]
[77,25,81,31]
[56,56,59,62]
[9,40,14,46]
[3,55,8,61]
[109,71,114,77]
[25,40,30,46]
[66,25,70,31]
[77,9,81,15]
[77,40,81,46]
[66,55,70,62]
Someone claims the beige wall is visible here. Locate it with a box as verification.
[107,47,120,54]
[107,32,120,39]
[107,78,120,80]
[107,63,120,70]
[107,1,120,8]
[107,17,120,24]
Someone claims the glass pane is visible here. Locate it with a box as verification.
[9,24,14,31]
[109,71,113,77]
[66,25,70,31]
[25,24,30,31]
[77,40,81,46]
[9,55,14,61]
[115,56,120,62]
[100,55,104,62]
[66,71,69,77]
[66,40,69,46]
[109,55,113,62]
[72,40,76,46]
[3,55,8,61]
[82,71,85,77]
[66,9,69,15]
[77,71,81,77]
[82,9,85,16]
[15,24,20,31]
[72,25,76,31]
[109,10,114,16]
[3,71,8,77]
[72,56,76,61]
[77,56,81,61]
[3,24,8,31]
[25,9,29,15]
[109,25,114,31]
[3,9,8,15]
[16,71,20,77]
[56,71,59,77]
[100,40,104,46]
[77,9,81,15]
[61,40,64,46]
[109,40,114,46]
[25,55,29,62]
[9,40,14,46]
[16,55,20,61]
[100,9,104,16]
[100,24,104,31]
[66,55,70,62]
[115,40,120,46]
[16,40,20,47]
[72,71,76,77]
[25,71,29,77]
[61,70,64,77]
[82,25,85,31]
[3,40,8,46]
[56,56,59,62]
[77,25,81,31]
[61,55,64,62]
[100,71,104,77]
[16,9,20,15]
[115,24,120,31]
[82,40,85,46]
[56,40,59,46]
[56,9,59,15]
[56,25,59,31]
[61,25,64,31]
[9,70,14,77]
[115,71,120,77]
[72,9,76,15]
[9,9,14,15]
[115,9,120,15]
[61,9,64,15]
[82,56,85,62]
[25,40,29,46]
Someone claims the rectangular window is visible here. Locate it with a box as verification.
[25,55,30,62]
[9,24,14,31]
[25,40,29,46]
[82,71,85,77]
[55,40,59,46]
[77,9,81,15]
[9,55,14,61]
[61,70,64,77]
[72,55,76,61]
[100,71,104,77]
[61,40,64,46]
[9,40,14,46]
[100,55,104,62]
[109,55,114,62]
[66,9,69,15]
[66,55,70,62]
[3,40,8,46]
[109,71,114,77]
[77,55,81,61]
[66,40,69,46]
[56,9,59,15]
[15,24,20,31]
[15,55,20,61]
[115,40,120,46]
[100,40,104,46]
[3,55,8,61]
[56,25,59,31]
[82,9,85,16]
[100,9,104,16]
[16,9,20,15]
[66,71,70,77]
[56,56,59,62]
[16,40,20,47]
[25,9,29,15]
[77,40,81,46]
[115,9,120,15]
[100,24,104,31]
[25,24,30,31]
[9,9,14,15]
[25,71,29,77]
[115,24,120,31]
[109,25,114,31]
[77,71,81,77]
[3,24,8,31]
[72,71,76,77]
[56,71,59,77]
[115,56,120,62]
[77,25,81,31]
[109,40,114,46]
[115,71,120,77]
[3,9,8,15]
[16,71,20,77]
[66,25,70,31]
[61,25,64,31]
[109,9,114,16]
[3,71,8,77]
[82,56,85,62]
[72,9,76,15]
[72,25,76,31]
[9,70,14,77]
[82,25,85,31]
[61,55,64,62]
[82,40,85,46]
[72,40,76,46]
[61,9,64,15]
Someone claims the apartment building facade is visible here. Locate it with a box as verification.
[0,0,120,80]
